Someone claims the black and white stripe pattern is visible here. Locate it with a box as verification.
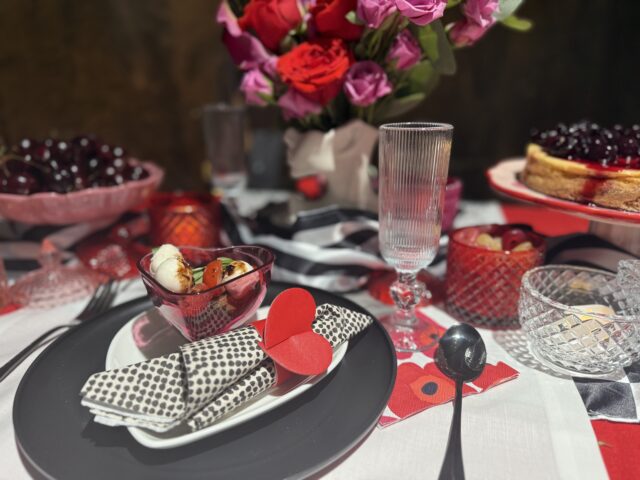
[222,204,388,292]
[222,203,449,292]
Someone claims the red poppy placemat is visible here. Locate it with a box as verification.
[378,311,519,428]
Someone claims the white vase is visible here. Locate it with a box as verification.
[284,119,379,212]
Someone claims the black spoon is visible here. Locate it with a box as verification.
[435,324,487,480]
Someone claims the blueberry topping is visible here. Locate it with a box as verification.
[531,121,640,166]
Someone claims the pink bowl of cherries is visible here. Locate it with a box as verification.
[0,136,163,225]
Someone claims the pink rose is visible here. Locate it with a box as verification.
[356,0,397,28]
[463,0,498,28]
[395,0,446,26]
[387,30,421,70]
[449,19,489,46]
[278,89,323,120]
[450,0,498,46]
[343,61,392,107]
[217,1,276,73]
[240,69,273,106]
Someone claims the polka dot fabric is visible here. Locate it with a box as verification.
[80,303,374,433]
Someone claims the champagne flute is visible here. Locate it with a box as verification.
[378,122,453,351]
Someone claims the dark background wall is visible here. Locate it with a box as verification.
[0,0,638,197]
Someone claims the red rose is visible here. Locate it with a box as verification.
[239,0,302,51]
[311,0,364,41]
[277,38,353,105]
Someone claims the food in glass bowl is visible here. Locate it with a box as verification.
[138,245,274,341]
[0,135,163,224]
[445,224,545,328]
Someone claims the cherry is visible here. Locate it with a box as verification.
[124,165,148,181]
[501,228,529,251]
[5,172,41,195]
[112,157,126,172]
[45,169,74,193]
[6,134,139,193]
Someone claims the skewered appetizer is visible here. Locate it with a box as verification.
[150,244,254,294]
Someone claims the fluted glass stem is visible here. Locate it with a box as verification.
[390,271,422,327]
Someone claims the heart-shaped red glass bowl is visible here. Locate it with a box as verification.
[138,245,274,341]
[0,160,163,225]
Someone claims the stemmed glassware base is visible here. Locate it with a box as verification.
[380,273,440,352]
[380,312,439,352]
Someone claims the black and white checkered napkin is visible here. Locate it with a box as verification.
[546,234,640,423]
[80,304,373,432]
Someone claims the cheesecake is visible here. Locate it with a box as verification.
[522,122,640,212]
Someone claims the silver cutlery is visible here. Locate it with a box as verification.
[0,280,117,382]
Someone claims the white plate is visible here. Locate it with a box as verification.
[105,307,348,449]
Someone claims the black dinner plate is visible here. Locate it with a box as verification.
[13,281,396,480]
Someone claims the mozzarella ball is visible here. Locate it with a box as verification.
[154,257,193,293]
[151,244,182,275]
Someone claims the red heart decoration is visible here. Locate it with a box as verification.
[258,288,333,376]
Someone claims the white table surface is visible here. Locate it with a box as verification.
[0,201,609,479]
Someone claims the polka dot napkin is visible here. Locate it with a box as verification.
[80,304,373,433]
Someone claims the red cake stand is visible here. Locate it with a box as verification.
[487,158,640,255]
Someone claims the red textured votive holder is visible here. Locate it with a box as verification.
[148,192,221,247]
[445,224,545,329]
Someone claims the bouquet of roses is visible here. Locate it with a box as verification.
[217,0,529,131]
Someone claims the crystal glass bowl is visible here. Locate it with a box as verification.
[519,265,640,377]
[138,246,274,341]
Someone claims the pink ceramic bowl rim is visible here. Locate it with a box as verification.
[137,245,275,297]
[0,159,162,203]
[450,224,546,256]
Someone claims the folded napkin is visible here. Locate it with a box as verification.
[379,310,519,428]
[80,301,373,433]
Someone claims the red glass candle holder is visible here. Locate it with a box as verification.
[148,192,220,247]
[445,224,545,329]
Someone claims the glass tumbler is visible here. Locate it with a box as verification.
[379,122,453,351]
[202,103,247,193]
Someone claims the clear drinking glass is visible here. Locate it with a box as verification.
[202,103,247,193]
[379,122,453,351]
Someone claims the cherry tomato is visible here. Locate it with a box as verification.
[203,259,223,288]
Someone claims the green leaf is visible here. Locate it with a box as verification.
[416,20,456,75]
[446,0,463,7]
[218,257,234,267]
[417,25,439,62]
[345,11,364,26]
[406,61,435,92]
[500,14,533,31]
[376,93,427,121]
[192,267,205,285]
[494,0,525,21]
[151,247,159,255]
